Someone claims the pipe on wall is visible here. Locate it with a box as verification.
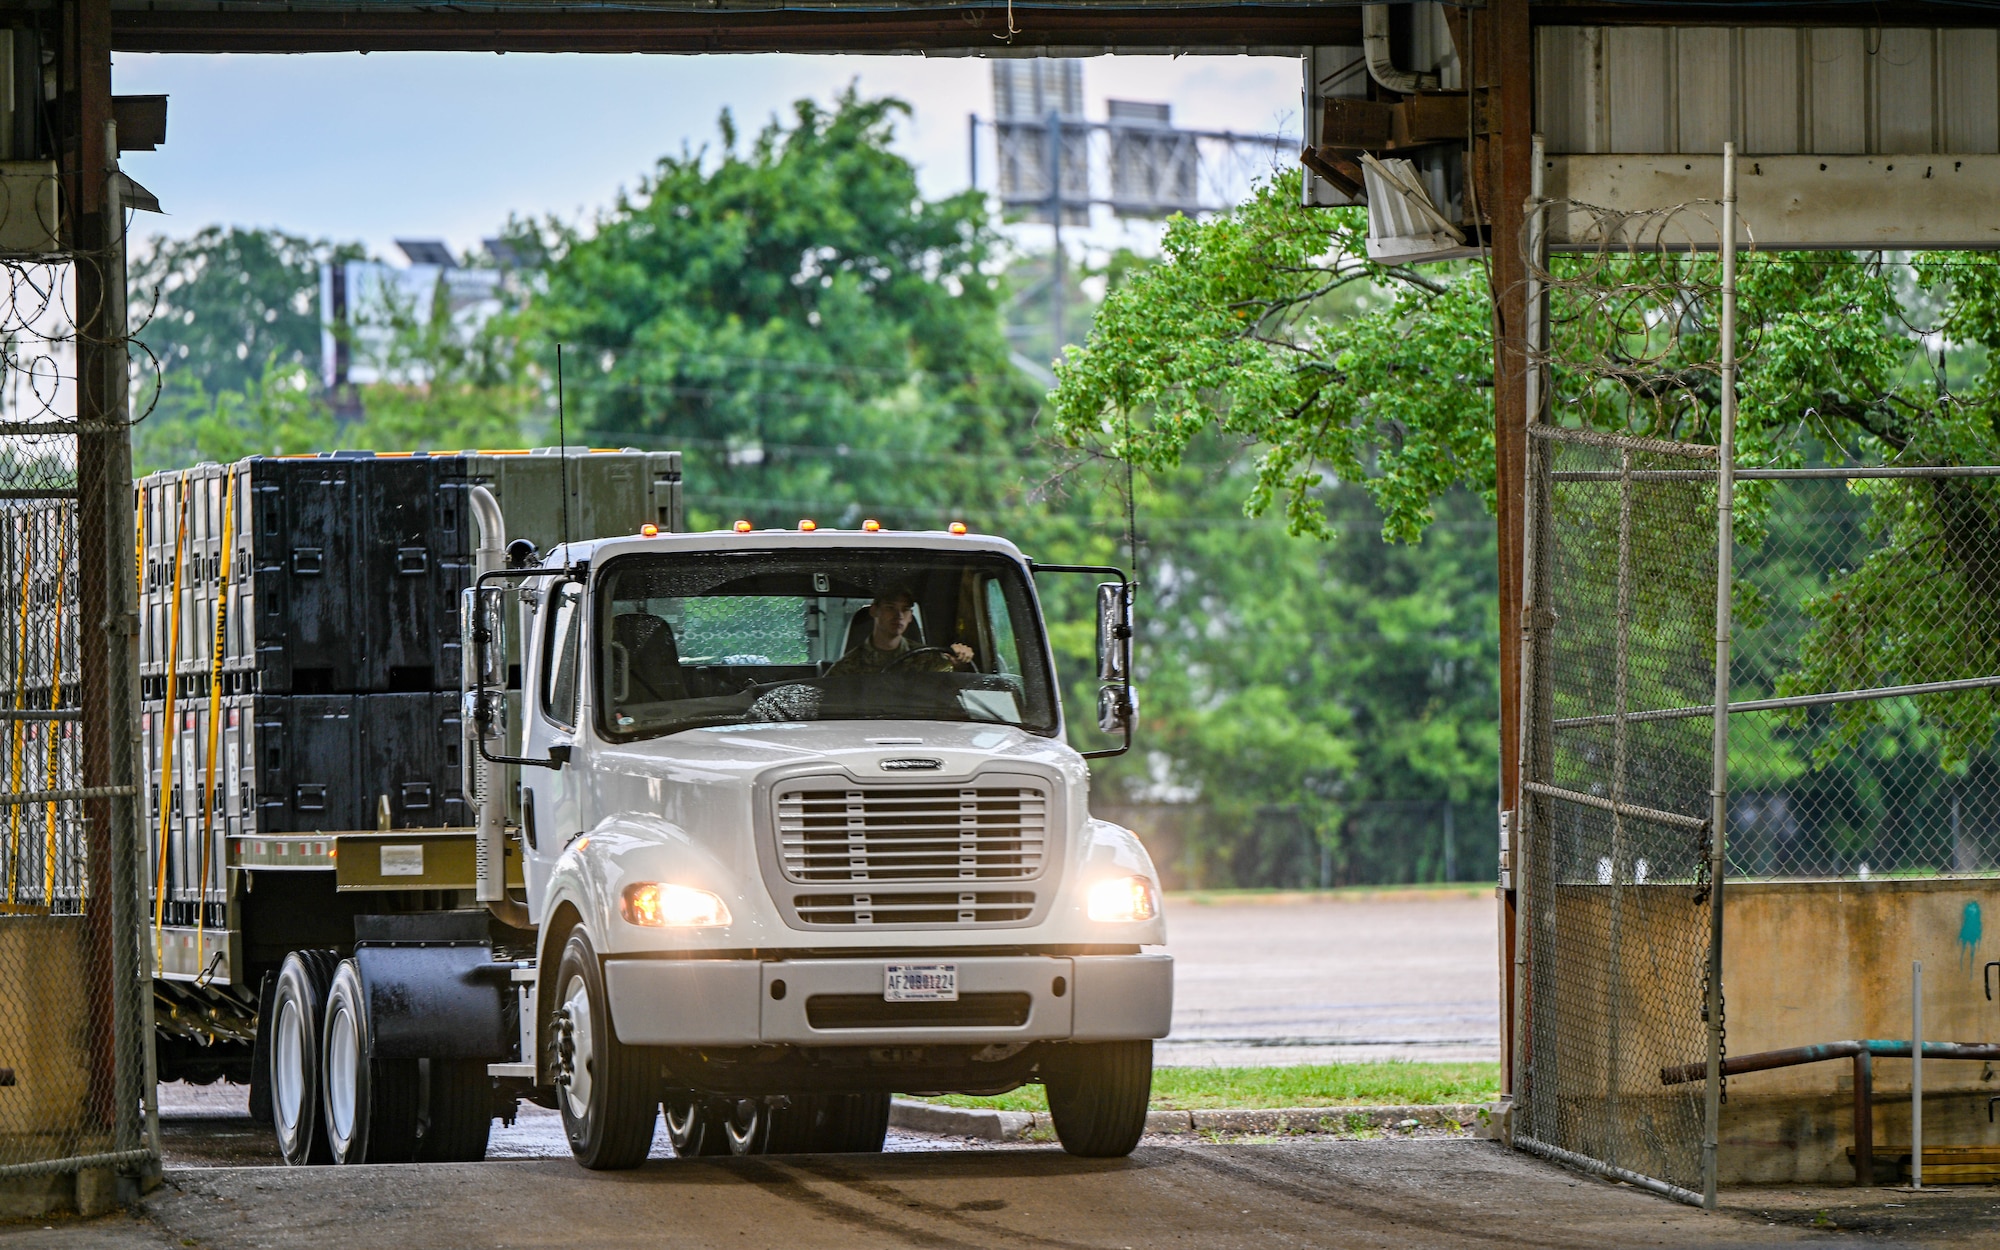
[1362,4,1437,96]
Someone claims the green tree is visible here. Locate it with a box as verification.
[1103,442,1498,886]
[503,90,1041,530]
[1052,171,1496,544]
[131,226,355,397]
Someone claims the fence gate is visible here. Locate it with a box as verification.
[1515,426,1721,1204]
[0,201,156,1200]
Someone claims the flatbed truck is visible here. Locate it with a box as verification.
[144,457,1172,1166]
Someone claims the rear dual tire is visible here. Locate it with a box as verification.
[270,950,340,1166]
[665,1092,890,1157]
[267,950,494,1166]
[322,961,421,1164]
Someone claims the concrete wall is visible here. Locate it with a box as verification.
[0,915,115,1186]
[1719,878,2000,1184]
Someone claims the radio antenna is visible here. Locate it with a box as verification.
[556,343,572,557]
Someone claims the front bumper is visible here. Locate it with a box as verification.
[605,952,1172,1047]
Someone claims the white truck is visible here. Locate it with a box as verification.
[259,497,1172,1167]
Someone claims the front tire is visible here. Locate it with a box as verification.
[553,928,658,1169]
[269,950,340,1166]
[1044,1041,1152,1158]
[322,960,420,1164]
[775,1094,890,1154]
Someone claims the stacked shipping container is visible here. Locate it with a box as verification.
[138,449,682,931]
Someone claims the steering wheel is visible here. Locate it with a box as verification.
[885,646,958,672]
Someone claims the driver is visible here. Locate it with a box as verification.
[829,586,972,675]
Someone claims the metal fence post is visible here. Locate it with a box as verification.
[1702,141,1739,1212]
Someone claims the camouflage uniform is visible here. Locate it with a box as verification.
[828,637,955,675]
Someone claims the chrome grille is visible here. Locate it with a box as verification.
[775,783,1049,884]
[793,891,1036,926]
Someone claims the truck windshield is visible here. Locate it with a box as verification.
[593,548,1059,741]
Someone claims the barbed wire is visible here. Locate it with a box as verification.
[1522,197,1753,445]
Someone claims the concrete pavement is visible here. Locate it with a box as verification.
[0,1139,1930,1249]
[1162,888,1498,1066]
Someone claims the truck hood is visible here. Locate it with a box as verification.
[592,719,1081,786]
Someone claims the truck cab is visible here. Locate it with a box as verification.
[477,525,1171,1165]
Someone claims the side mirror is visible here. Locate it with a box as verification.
[463,586,508,691]
[1029,561,1136,761]
[1096,581,1132,682]
[1097,684,1136,735]
[546,743,572,768]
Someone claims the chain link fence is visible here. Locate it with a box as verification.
[0,228,156,1191]
[1729,466,2000,881]
[1515,427,1721,1204]
[1513,151,2000,1204]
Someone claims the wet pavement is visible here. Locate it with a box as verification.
[10,1138,1965,1249]
[1161,888,1498,1066]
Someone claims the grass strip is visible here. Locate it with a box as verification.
[903,1061,1501,1114]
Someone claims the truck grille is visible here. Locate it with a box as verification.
[793,891,1035,926]
[775,783,1049,884]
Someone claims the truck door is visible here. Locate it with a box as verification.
[522,579,588,911]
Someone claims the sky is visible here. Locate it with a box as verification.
[111,51,1302,261]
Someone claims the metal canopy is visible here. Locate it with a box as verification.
[107,1,1359,55]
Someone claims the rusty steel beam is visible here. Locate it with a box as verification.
[1534,2,2000,26]
[110,5,1357,55]
[1482,0,1532,1105]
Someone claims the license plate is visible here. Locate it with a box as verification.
[884,963,958,1002]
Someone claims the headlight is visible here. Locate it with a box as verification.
[1087,875,1158,923]
[621,883,732,928]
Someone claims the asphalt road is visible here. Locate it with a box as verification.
[5,1139,1963,1250]
[1161,889,1499,1066]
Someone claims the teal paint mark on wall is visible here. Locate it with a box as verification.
[1960,900,1983,969]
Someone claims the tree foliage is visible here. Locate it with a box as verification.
[503,90,1038,528]
[1053,171,1495,544]
[131,226,357,397]
[1053,174,2000,770]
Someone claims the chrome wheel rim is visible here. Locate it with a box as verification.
[664,1094,699,1148]
[325,1003,359,1150]
[560,973,594,1118]
[723,1099,761,1155]
[274,998,307,1144]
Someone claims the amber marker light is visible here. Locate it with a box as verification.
[799,519,817,531]
[734,520,753,533]
[640,523,659,537]
[621,882,732,928]
[862,519,882,532]
[948,521,968,535]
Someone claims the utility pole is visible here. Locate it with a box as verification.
[1045,106,1064,355]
